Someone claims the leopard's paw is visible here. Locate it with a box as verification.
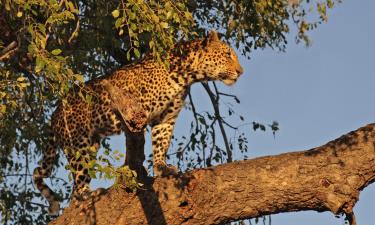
[154,162,178,177]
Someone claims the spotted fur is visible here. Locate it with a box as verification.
[33,31,244,214]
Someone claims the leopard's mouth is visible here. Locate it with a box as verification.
[218,71,241,85]
[222,78,237,85]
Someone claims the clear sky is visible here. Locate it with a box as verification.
[94,0,375,224]
[230,0,375,224]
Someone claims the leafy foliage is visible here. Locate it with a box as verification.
[0,0,340,224]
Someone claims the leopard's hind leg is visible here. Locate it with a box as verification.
[64,135,105,225]
[64,135,100,200]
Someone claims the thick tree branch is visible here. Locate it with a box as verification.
[50,124,375,225]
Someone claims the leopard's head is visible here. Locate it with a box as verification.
[189,31,244,85]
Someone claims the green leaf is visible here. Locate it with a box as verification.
[126,50,131,60]
[35,57,46,73]
[51,49,62,55]
[88,170,97,179]
[115,18,123,29]
[5,2,10,11]
[160,22,169,29]
[75,151,81,160]
[112,9,120,18]
[134,48,140,58]
[75,74,85,83]
[166,11,173,19]
[16,77,26,82]
[19,82,29,88]
[67,1,78,13]
[149,40,154,48]
[0,105,6,114]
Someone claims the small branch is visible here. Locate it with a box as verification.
[68,19,80,44]
[217,91,237,98]
[0,41,18,61]
[202,82,232,162]
[188,88,199,133]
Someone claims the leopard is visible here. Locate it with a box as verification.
[32,31,244,215]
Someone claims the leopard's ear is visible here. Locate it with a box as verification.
[207,30,219,43]
[202,30,219,47]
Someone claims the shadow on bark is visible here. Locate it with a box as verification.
[137,179,168,225]
[125,131,168,225]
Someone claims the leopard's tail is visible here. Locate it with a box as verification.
[33,134,60,215]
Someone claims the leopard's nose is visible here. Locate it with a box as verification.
[236,65,244,75]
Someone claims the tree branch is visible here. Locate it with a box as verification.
[202,82,233,163]
[0,41,18,61]
[50,124,375,225]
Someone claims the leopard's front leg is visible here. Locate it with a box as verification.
[151,119,178,176]
[151,91,186,176]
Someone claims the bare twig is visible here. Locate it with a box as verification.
[202,82,232,162]
[0,41,18,61]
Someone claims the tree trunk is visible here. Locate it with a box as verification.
[50,124,375,225]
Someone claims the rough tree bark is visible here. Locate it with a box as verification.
[50,124,375,225]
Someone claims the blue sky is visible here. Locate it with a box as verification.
[93,0,375,224]
[230,1,375,224]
